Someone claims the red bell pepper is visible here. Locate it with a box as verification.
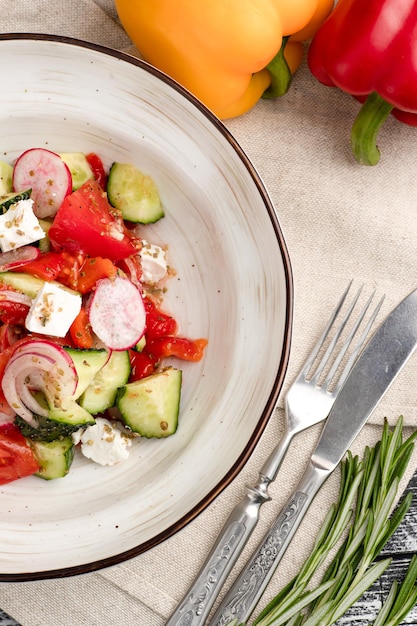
[146,336,208,362]
[143,296,177,339]
[308,0,417,165]
[85,152,108,190]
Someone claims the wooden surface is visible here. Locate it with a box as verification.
[340,469,417,625]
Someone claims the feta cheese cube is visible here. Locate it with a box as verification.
[26,282,81,337]
[72,417,132,466]
[140,240,167,283]
[0,199,45,252]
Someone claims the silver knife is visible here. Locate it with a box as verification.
[208,286,417,625]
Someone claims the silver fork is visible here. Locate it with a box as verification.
[166,282,384,626]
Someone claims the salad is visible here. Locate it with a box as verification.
[0,148,207,484]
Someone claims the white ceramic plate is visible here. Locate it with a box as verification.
[0,34,293,580]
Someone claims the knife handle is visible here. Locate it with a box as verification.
[208,462,329,626]
[165,431,295,626]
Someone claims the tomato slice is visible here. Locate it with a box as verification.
[48,179,140,261]
[0,423,40,485]
[0,301,29,325]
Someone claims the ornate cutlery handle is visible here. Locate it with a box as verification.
[209,462,329,626]
[165,431,294,626]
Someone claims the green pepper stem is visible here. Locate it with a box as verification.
[262,36,292,99]
[351,92,394,166]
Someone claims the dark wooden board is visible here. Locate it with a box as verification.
[339,470,417,625]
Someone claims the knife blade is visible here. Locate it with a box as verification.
[208,286,417,626]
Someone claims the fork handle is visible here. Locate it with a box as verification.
[208,462,329,626]
[165,431,293,626]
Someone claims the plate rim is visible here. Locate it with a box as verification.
[0,32,294,581]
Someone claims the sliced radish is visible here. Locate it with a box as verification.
[13,148,72,219]
[88,275,146,351]
[0,246,40,271]
[1,339,78,425]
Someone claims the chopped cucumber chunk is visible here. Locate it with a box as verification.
[30,437,75,480]
[64,348,110,399]
[0,161,13,197]
[0,189,32,215]
[107,162,164,224]
[37,219,52,252]
[15,414,81,442]
[79,350,131,414]
[0,272,80,298]
[60,153,94,190]
[0,271,45,298]
[48,400,96,428]
[116,368,182,438]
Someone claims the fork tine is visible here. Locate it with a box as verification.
[331,292,385,392]
[322,289,376,388]
[308,282,364,385]
[301,280,355,378]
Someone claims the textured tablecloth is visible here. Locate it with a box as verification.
[2,2,417,625]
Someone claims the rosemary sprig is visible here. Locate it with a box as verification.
[373,555,417,626]
[238,416,417,626]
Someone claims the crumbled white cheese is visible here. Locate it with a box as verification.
[72,417,132,466]
[25,282,81,337]
[140,240,167,283]
[0,198,45,252]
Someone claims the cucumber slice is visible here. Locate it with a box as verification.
[30,437,75,480]
[116,368,182,438]
[107,162,164,224]
[64,348,110,399]
[0,271,45,297]
[133,335,146,353]
[15,391,95,441]
[0,189,32,215]
[48,400,96,428]
[37,219,52,253]
[59,153,94,190]
[79,350,131,414]
[15,413,81,442]
[0,161,13,196]
[0,272,80,298]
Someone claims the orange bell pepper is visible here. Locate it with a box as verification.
[115,0,334,119]
[76,257,117,294]
[69,307,94,349]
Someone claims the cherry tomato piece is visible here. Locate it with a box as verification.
[48,179,139,261]
[0,423,40,485]
[0,301,29,326]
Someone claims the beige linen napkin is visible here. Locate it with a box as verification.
[1,3,417,625]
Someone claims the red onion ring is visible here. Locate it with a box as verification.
[1,340,78,425]
[0,246,40,271]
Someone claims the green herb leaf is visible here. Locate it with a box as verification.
[247,417,416,626]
